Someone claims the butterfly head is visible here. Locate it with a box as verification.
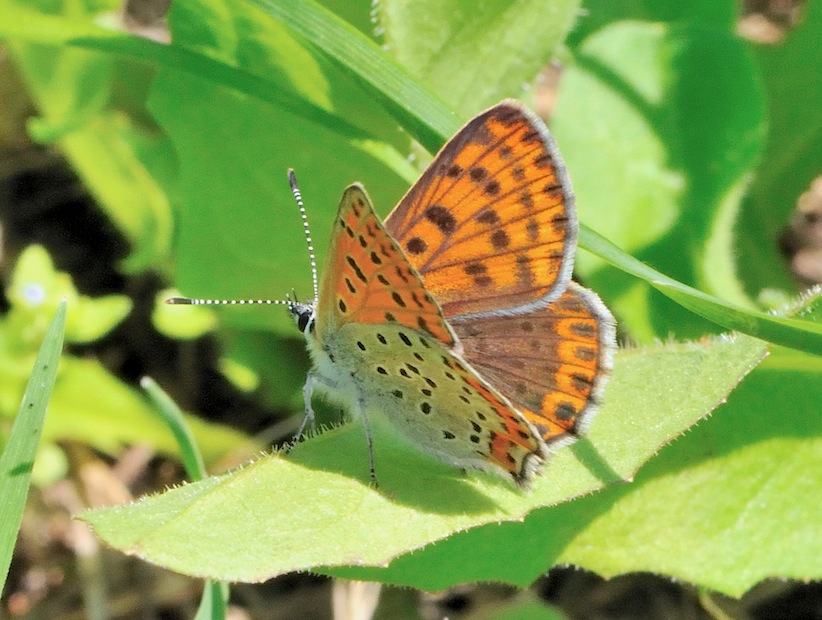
[288,299,316,336]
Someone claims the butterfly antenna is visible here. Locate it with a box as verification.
[166,296,290,306]
[166,170,317,309]
[288,168,319,303]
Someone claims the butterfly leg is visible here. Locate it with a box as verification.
[288,371,330,450]
[356,391,378,488]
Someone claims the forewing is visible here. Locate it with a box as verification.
[384,101,575,319]
[315,185,457,348]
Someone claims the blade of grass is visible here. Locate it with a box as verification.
[140,376,206,481]
[581,227,822,354]
[194,580,229,620]
[0,301,67,590]
[243,0,457,153]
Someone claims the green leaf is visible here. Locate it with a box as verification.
[0,301,66,591]
[549,293,822,596]
[380,0,581,115]
[555,345,822,596]
[147,66,411,334]
[79,333,765,584]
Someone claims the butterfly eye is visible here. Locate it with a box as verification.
[295,308,314,334]
[288,300,315,335]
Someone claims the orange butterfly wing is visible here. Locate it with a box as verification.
[315,184,457,348]
[384,100,575,319]
[385,101,616,445]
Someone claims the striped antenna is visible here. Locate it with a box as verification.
[166,169,318,307]
[166,297,290,306]
[288,168,319,303]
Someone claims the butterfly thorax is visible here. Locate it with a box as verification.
[290,297,363,406]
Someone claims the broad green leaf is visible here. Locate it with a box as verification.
[0,302,66,591]
[550,293,822,596]
[137,0,422,339]
[555,345,822,596]
[80,333,765,583]
[147,66,411,334]
[379,0,581,116]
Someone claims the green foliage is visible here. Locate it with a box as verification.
[2,0,821,603]
[0,245,249,471]
[556,343,822,596]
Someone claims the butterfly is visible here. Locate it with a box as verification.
[170,101,616,489]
